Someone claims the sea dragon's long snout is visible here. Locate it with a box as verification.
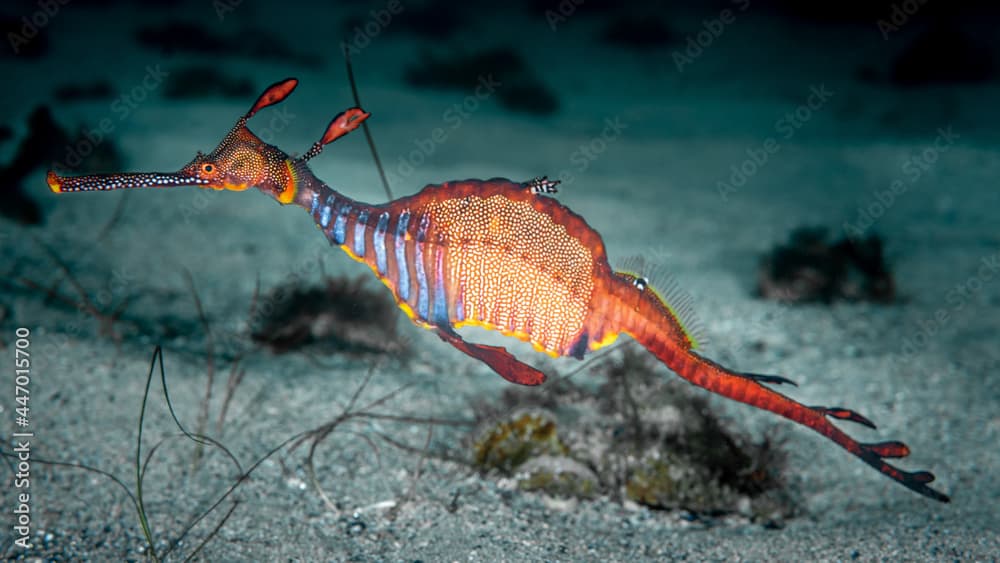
[47,170,211,193]
[46,77,369,204]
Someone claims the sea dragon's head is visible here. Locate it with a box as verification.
[47,78,369,205]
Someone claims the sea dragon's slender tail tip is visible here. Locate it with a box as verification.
[918,473,951,503]
[651,348,953,502]
[47,170,63,193]
[907,481,950,503]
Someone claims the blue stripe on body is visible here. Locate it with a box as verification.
[353,210,368,257]
[415,243,428,320]
[310,192,319,216]
[395,211,410,301]
[415,214,430,320]
[568,331,589,359]
[416,213,428,244]
[433,247,448,325]
[332,205,351,245]
[374,212,389,275]
[319,195,335,228]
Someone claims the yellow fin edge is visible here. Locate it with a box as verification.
[617,269,700,350]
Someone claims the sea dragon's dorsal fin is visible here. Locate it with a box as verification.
[614,255,707,350]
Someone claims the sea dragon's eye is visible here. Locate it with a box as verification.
[201,163,215,174]
[633,277,648,291]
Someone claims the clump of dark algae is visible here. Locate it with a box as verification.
[163,66,255,100]
[0,106,123,225]
[251,274,410,357]
[757,226,896,303]
[342,0,463,40]
[53,80,116,102]
[469,346,796,525]
[135,20,322,67]
[404,48,559,116]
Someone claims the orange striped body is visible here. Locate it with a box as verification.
[419,188,595,353]
[313,179,636,358]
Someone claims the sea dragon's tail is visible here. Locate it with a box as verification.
[611,274,950,502]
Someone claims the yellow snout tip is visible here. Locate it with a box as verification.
[46,170,62,193]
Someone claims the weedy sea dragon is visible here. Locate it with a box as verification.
[47,78,949,503]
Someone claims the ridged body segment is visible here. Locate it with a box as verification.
[417,193,594,354]
[309,179,605,356]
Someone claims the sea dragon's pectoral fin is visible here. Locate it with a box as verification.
[436,328,547,386]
